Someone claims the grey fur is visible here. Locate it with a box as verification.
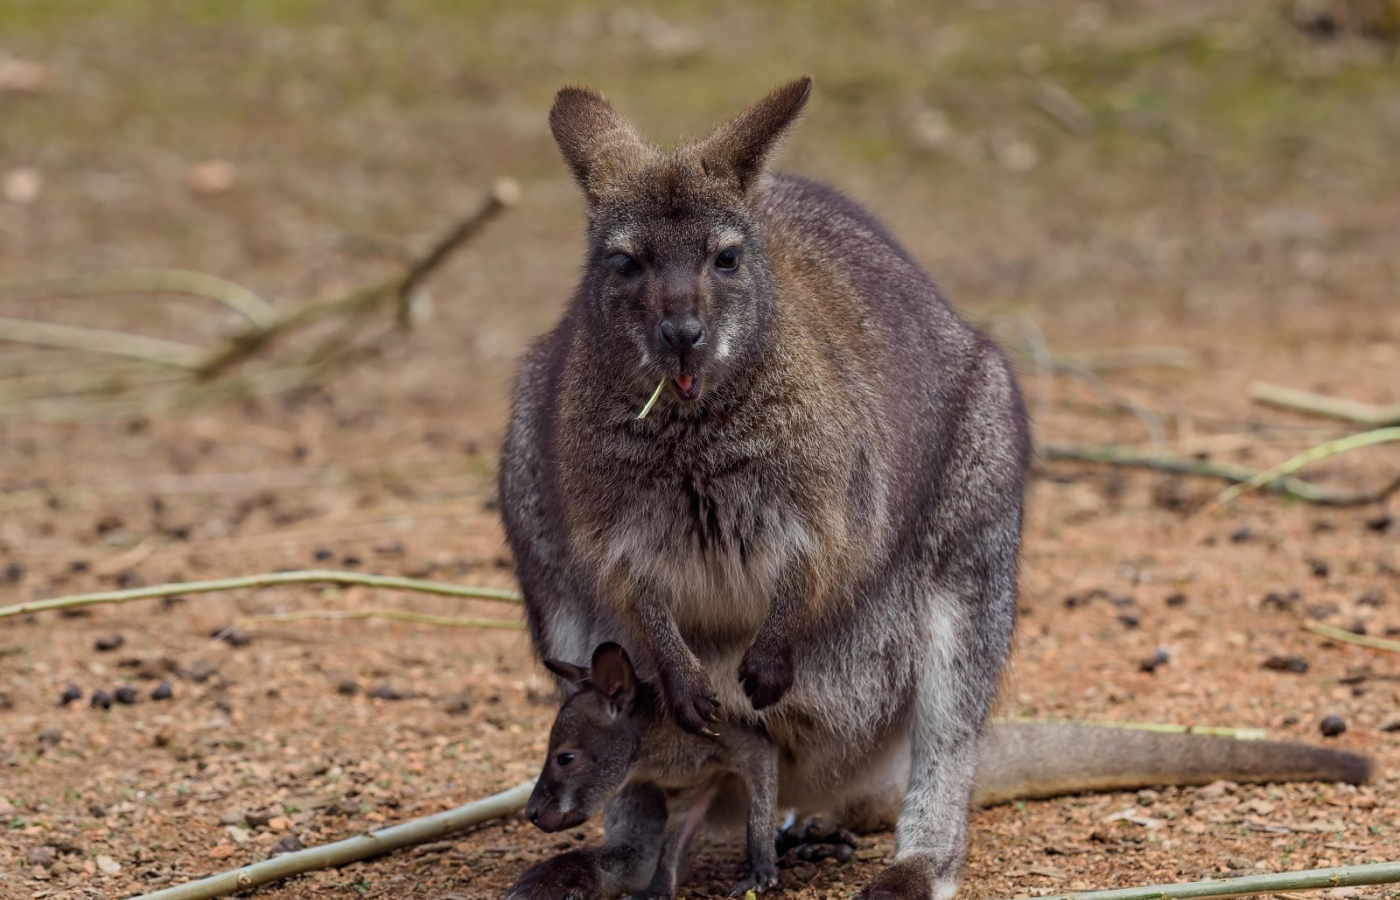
[521,643,778,899]
[499,79,1369,900]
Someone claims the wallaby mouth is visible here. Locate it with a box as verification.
[673,373,698,399]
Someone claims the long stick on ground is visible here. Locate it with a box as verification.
[984,860,1400,900]
[1251,382,1400,428]
[1306,621,1400,654]
[240,607,523,631]
[1216,426,1400,505]
[0,569,521,620]
[0,316,207,368]
[127,781,534,900]
[0,269,276,326]
[1041,443,1398,506]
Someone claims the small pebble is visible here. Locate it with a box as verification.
[182,659,217,682]
[1165,592,1187,607]
[1139,648,1169,673]
[114,686,139,705]
[151,682,174,701]
[37,727,62,746]
[94,634,124,652]
[1378,713,1400,733]
[1364,513,1392,533]
[88,802,107,817]
[1263,655,1309,674]
[336,680,360,696]
[1308,558,1330,578]
[2,562,23,583]
[1117,613,1141,629]
[1319,715,1347,737]
[1229,525,1254,543]
[59,685,82,706]
[90,689,113,710]
[368,683,409,701]
[211,626,252,648]
[25,846,55,868]
[269,834,304,857]
[313,547,334,562]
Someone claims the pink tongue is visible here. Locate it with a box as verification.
[675,374,695,394]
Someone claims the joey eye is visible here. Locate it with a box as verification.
[610,253,641,277]
[715,248,741,272]
[555,752,577,767]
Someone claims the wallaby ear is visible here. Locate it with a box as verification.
[589,642,638,715]
[543,658,588,686]
[549,86,656,204]
[692,76,813,193]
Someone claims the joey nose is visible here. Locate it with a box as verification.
[659,314,706,354]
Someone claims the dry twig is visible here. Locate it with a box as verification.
[127,781,534,900]
[0,569,521,620]
[240,607,522,631]
[1306,621,1400,654]
[1217,426,1400,504]
[983,861,1400,900]
[1251,382,1400,427]
[1041,443,1398,506]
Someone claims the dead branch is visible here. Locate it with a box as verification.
[1041,443,1400,506]
[198,178,520,378]
[126,781,533,900]
[1250,382,1400,427]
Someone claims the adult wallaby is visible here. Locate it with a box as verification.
[499,77,1370,900]
[522,642,780,899]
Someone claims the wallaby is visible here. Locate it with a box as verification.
[522,643,779,899]
[498,77,1372,900]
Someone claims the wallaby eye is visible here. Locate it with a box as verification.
[555,752,577,767]
[715,248,741,272]
[610,253,641,277]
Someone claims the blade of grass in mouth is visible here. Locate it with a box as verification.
[636,377,668,420]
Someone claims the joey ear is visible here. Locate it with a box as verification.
[549,86,657,203]
[589,642,638,715]
[692,76,813,193]
[543,658,588,686]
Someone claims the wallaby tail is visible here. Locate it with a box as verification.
[973,722,1372,806]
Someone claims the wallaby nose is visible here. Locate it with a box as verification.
[659,314,706,354]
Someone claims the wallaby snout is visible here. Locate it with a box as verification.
[525,782,588,833]
[659,312,706,356]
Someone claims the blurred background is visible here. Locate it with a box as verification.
[1,3,1398,899]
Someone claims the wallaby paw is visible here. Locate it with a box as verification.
[662,667,721,737]
[738,641,793,710]
[776,817,857,866]
[504,850,599,900]
[855,857,952,900]
[728,862,780,896]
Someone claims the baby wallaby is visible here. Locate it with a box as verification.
[525,643,779,899]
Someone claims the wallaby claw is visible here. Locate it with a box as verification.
[663,668,722,736]
[729,863,780,896]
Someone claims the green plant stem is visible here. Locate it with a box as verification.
[0,569,521,620]
[1306,621,1400,654]
[1042,443,1397,506]
[1216,426,1400,504]
[126,781,534,900]
[240,608,522,630]
[984,861,1400,900]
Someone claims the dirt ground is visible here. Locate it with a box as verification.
[2,3,1398,899]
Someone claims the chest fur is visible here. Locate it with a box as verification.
[572,462,812,636]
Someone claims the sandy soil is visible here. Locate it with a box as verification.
[1,3,1397,899]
